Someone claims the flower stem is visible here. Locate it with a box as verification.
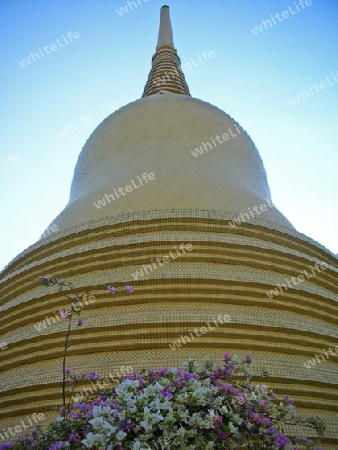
[62,310,73,414]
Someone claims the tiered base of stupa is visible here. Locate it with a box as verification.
[0,210,337,447]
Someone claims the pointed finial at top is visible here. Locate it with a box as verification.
[142,5,190,97]
[157,5,174,48]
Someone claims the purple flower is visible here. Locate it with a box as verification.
[77,402,87,411]
[125,285,133,293]
[88,371,100,382]
[275,433,290,447]
[219,431,229,440]
[42,276,50,280]
[244,353,252,364]
[108,286,116,294]
[122,422,135,430]
[160,387,173,400]
[77,318,83,326]
[223,353,231,361]
[69,433,80,442]
[60,311,67,318]
[57,279,64,284]
[282,395,293,406]
[266,426,278,435]
[48,443,69,450]
[65,368,71,376]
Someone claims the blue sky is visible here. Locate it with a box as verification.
[0,0,337,270]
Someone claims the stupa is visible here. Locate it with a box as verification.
[0,5,337,447]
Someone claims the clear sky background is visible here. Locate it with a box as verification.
[1,0,337,271]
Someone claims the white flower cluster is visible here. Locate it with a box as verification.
[80,358,284,450]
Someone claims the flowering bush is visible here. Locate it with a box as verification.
[0,354,324,450]
[3,277,322,448]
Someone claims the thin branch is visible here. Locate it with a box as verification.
[62,310,73,412]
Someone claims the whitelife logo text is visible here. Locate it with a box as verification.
[93,172,156,209]
[18,31,81,68]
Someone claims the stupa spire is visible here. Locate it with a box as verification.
[157,4,174,48]
[142,5,191,97]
